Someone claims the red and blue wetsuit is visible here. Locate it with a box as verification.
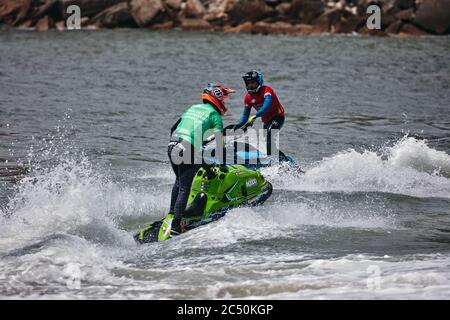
[236,85,286,158]
[236,85,285,127]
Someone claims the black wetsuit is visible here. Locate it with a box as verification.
[167,103,223,232]
[263,115,288,162]
[167,139,201,231]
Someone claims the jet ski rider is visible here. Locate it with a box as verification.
[233,70,288,162]
[168,84,235,234]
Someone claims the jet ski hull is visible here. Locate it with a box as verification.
[134,164,272,243]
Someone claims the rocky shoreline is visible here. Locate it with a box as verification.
[0,0,449,36]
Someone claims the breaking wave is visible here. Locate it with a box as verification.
[265,136,450,199]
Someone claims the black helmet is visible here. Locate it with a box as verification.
[242,70,264,94]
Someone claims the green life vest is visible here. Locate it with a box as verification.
[172,103,223,149]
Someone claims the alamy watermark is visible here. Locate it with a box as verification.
[366,5,381,30]
[64,262,82,289]
[366,265,381,290]
[66,5,81,30]
[66,4,381,31]
[169,127,281,165]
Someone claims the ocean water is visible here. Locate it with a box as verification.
[0,29,449,299]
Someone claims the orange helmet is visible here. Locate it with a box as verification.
[202,84,235,115]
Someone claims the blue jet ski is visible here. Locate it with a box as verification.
[203,140,297,170]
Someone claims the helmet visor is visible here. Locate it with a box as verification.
[245,80,259,91]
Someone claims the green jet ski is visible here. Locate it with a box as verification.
[134,164,272,243]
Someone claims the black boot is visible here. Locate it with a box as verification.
[171,216,183,235]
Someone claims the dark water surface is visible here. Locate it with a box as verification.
[0,30,449,299]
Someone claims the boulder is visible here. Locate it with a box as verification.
[413,0,450,34]
[15,0,33,25]
[31,0,77,21]
[252,21,296,34]
[296,0,326,24]
[91,2,135,28]
[58,0,124,18]
[226,0,275,25]
[275,2,291,18]
[333,14,364,33]
[360,29,389,36]
[397,0,416,10]
[203,0,228,24]
[182,0,205,18]
[251,21,323,35]
[300,0,325,23]
[35,15,54,31]
[297,23,326,35]
[381,12,398,29]
[80,16,91,26]
[223,21,253,32]
[385,19,402,33]
[18,19,33,29]
[55,19,65,30]
[315,7,345,31]
[165,0,183,10]
[0,0,31,25]
[152,20,174,29]
[381,0,398,14]
[263,0,281,8]
[180,17,212,30]
[398,22,429,36]
[394,8,415,21]
[34,0,63,22]
[130,0,165,26]
[0,0,27,19]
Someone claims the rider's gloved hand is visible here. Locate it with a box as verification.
[245,115,257,127]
